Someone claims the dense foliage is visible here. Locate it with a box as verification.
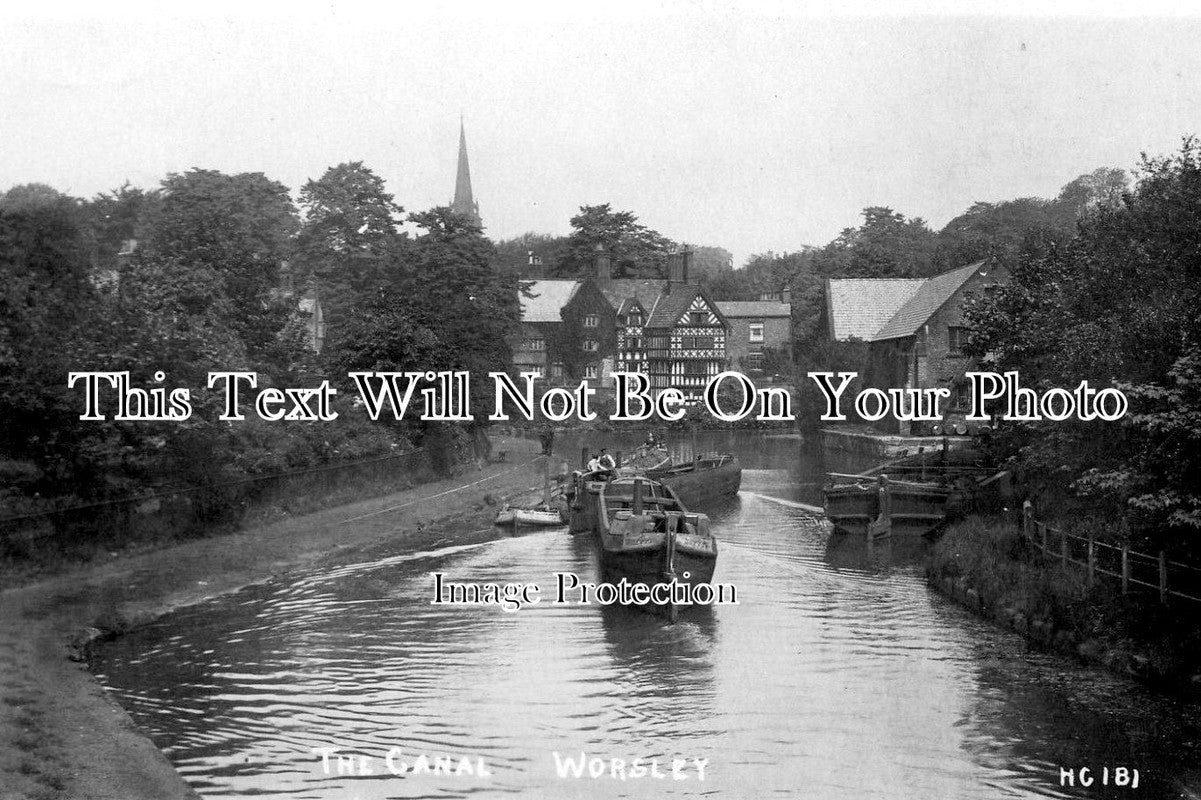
[0,163,519,518]
[963,141,1201,554]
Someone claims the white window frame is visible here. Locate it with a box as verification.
[748,323,765,343]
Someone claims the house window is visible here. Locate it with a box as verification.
[748,323,765,343]
[947,326,968,355]
[628,313,642,326]
[584,314,599,328]
[952,381,972,409]
[551,363,564,379]
[581,339,598,352]
[528,337,545,351]
[584,364,599,379]
[690,311,706,326]
[744,352,765,372]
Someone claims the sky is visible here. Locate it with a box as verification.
[3,2,1201,266]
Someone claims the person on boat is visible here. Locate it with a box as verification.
[586,453,602,474]
[644,431,657,449]
[539,425,555,456]
[598,448,617,477]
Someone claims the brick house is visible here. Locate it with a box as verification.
[716,295,791,374]
[825,261,1008,432]
[607,251,729,401]
[514,249,730,400]
[513,278,615,386]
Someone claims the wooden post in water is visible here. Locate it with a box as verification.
[542,458,551,507]
[868,474,892,540]
[690,427,698,463]
[1159,551,1168,604]
[1022,501,1033,541]
[581,447,589,469]
[632,478,644,515]
[1121,546,1130,595]
[1060,528,1068,568]
[1087,535,1096,586]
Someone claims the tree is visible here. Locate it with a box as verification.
[144,169,299,356]
[86,182,161,272]
[293,161,404,311]
[814,206,939,278]
[491,232,568,277]
[553,204,675,279]
[329,207,520,425]
[964,139,1201,550]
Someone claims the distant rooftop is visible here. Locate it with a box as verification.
[825,278,923,341]
[519,280,580,323]
[872,261,987,341]
[716,300,791,318]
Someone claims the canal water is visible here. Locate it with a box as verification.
[91,432,1201,799]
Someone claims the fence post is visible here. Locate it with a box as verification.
[1022,500,1033,541]
[1087,535,1095,586]
[1159,551,1168,604]
[1121,546,1129,595]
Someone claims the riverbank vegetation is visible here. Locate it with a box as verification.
[929,516,1201,690]
[0,164,519,554]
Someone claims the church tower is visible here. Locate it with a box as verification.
[451,119,482,228]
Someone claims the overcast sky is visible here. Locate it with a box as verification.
[3,3,1201,266]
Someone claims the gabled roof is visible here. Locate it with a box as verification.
[599,279,666,313]
[520,280,580,323]
[617,297,646,316]
[825,278,923,341]
[644,286,728,330]
[716,300,791,318]
[872,261,987,341]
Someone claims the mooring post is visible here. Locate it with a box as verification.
[581,446,589,469]
[877,474,892,539]
[1121,546,1130,595]
[632,478,644,515]
[1159,551,1168,604]
[1060,528,1067,568]
[1022,500,1033,541]
[1087,535,1096,586]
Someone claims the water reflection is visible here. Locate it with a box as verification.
[91,432,1201,799]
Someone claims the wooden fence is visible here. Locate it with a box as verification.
[1021,501,1201,605]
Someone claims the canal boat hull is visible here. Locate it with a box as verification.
[649,455,742,509]
[597,477,717,620]
[823,476,951,539]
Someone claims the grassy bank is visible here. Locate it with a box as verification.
[927,515,1201,693]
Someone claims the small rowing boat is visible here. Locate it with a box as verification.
[495,503,565,526]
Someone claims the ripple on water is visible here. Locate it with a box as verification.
[92,436,1201,800]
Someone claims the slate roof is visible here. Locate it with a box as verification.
[716,300,791,318]
[520,280,580,323]
[599,280,666,314]
[825,278,923,341]
[617,297,646,316]
[872,261,986,341]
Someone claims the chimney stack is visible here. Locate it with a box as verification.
[595,243,612,285]
[667,247,690,287]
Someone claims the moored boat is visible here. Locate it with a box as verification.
[621,445,742,510]
[596,476,717,621]
[823,473,951,539]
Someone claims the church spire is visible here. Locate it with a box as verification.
[451,118,481,227]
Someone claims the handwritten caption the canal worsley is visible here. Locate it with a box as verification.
[66,369,1130,424]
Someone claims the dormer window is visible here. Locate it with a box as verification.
[628,313,642,326]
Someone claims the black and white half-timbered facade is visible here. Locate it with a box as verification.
[642,287,728,399]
